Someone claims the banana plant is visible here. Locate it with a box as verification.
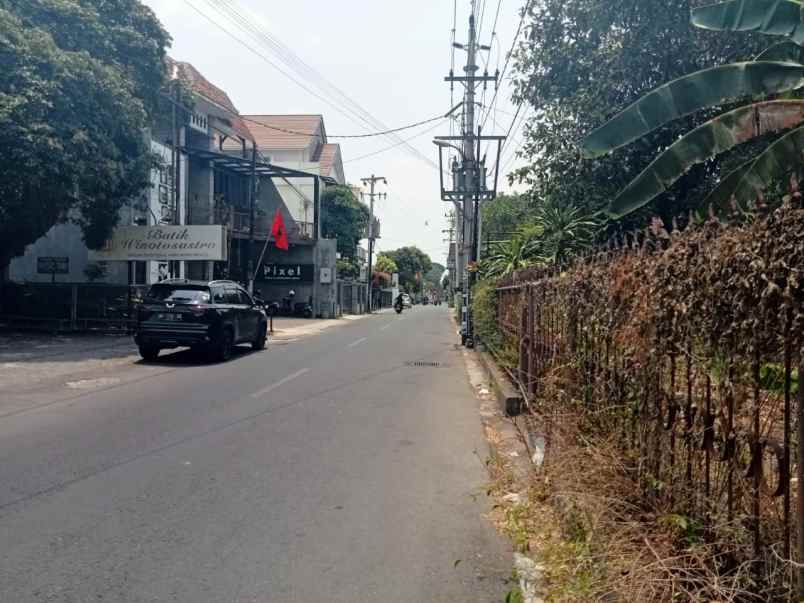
[581,0,804,218]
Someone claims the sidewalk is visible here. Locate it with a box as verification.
[0,333,138,396]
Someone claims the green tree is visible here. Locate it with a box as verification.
[384,246,432,293]
[0,0,170,271]
[424,262,446,291]
[511,0,767,227]
[582,0,804,218]
[481,193,532,241]
[374,254,398,275]
[336,257,359,279]
[321,185,370,258]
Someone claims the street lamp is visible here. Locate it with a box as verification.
[433,139,465,159]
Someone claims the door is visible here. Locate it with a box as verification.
[236,288,259,341]
[223,286,246,342]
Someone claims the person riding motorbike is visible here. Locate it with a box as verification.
[394,293,405,313]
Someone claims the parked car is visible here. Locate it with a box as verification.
[134,279,268,362]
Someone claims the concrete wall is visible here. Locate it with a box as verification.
[8,221,128,285]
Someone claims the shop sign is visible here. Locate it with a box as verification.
[89,225,227,261]
[259,263,314,282]
[37,257,69,274]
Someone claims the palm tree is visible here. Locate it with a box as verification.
[535,202,600,264]
[582,0,804,218]
[480,224,545,279]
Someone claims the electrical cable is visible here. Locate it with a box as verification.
[204,0,442,172]
[343,119,448,164]
[481,0,533,131]
[181,0,376,136]
[210,0,383,133]
[241,111,453,140]
[496,105,531,174]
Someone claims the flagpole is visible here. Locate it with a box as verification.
[253,235,272,284]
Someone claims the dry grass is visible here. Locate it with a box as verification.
[482,370,792,602]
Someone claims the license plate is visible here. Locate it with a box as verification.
[157,313,182,321]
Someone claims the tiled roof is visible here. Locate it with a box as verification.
[240,115,324,150]
[314,143,341,177]
[166,57,254,142]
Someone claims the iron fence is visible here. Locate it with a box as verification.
[0,282,147,332]
[494,201,804,599]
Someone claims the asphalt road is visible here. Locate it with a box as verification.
[0,306,510,602]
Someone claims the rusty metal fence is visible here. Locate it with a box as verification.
[494,202,804,598]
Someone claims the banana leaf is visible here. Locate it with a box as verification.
[701,123,804,209]
[582,61,804,158]
[756,40,804,61]
[608,100,804,218]
[692,0,804,46]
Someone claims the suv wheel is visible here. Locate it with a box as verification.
[252,322,267,350]
[215,328,235,362]
[139,345,160,361]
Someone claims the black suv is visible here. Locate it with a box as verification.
[135,279,268,362]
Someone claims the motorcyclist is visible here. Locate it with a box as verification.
[394,293,405,311]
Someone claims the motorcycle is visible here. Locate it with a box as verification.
[394,301,403,314]
[265,300,314,319]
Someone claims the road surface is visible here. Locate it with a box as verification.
[0,307,510,602]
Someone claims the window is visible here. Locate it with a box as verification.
[210,285,226,304]
[128,261,147,285]
[237,289,253,306]
[146,285,210,303]
[224,287,240,304]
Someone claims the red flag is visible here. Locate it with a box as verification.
[270,208,289,250]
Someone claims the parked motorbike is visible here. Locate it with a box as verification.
[264,299,314,319]
[394,301,403,314]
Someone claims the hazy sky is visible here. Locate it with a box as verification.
[142,0,528,265]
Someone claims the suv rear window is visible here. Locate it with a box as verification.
[146,285,211,303]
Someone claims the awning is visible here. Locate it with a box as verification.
[181,146,338,185]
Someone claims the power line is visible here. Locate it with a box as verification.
[343,119,447,164]
[242,111,453,140]
[477,0,488,41]
[182,0,375,135]
[497,105,531,174]
[200,0,442,172]
[481,0,533,132]
[210,0,383,132]
[204,0,385,135]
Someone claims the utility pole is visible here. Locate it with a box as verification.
[436,10,500,347]
[360,175,386,313]
[247,145,257,295]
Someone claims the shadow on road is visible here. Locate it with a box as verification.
[134,345,262,367]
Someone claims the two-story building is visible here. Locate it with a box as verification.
[223,115,348,316]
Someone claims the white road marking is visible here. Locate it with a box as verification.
[379,323,393,331]
[66,377,121,389]
[251,368,310,398]
[347,337,368,348]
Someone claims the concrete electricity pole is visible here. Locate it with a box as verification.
[437,10,500,347]
[360,175,386,313]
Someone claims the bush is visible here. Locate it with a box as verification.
[473,280,504,350]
